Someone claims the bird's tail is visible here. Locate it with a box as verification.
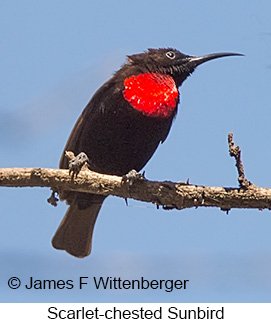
[52,194,105,258]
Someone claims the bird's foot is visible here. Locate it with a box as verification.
[122,169,145,200]
[66,151,90,178]
[122,169,145,186]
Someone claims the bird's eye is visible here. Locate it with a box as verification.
[166,51,176,59]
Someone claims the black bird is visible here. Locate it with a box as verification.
[52,48,242,257]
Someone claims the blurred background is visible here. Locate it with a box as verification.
[1,0,271,302]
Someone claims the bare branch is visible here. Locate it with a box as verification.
[0,133,269,212]
[228,132,251,188]
[1,166,271,211]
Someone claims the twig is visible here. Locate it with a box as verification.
[228,132,251,188]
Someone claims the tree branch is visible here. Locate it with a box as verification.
[0,167,270,212]
[0,133,270,212]
[228,132,251,188]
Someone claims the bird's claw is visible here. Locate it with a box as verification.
[67,151,89,177]
[122,169,145,186]
[122,170,145,201]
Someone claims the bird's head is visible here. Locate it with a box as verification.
[127,48,243,87]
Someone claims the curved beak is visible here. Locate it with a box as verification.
[188,52,244,67]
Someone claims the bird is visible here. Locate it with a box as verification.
[52,48,242,258]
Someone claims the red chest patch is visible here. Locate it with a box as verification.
[123,73,179,118]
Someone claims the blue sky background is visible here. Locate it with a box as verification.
[1,0,271,302]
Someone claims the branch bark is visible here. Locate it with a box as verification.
[0,133,270,212]
[0,166,271,212]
